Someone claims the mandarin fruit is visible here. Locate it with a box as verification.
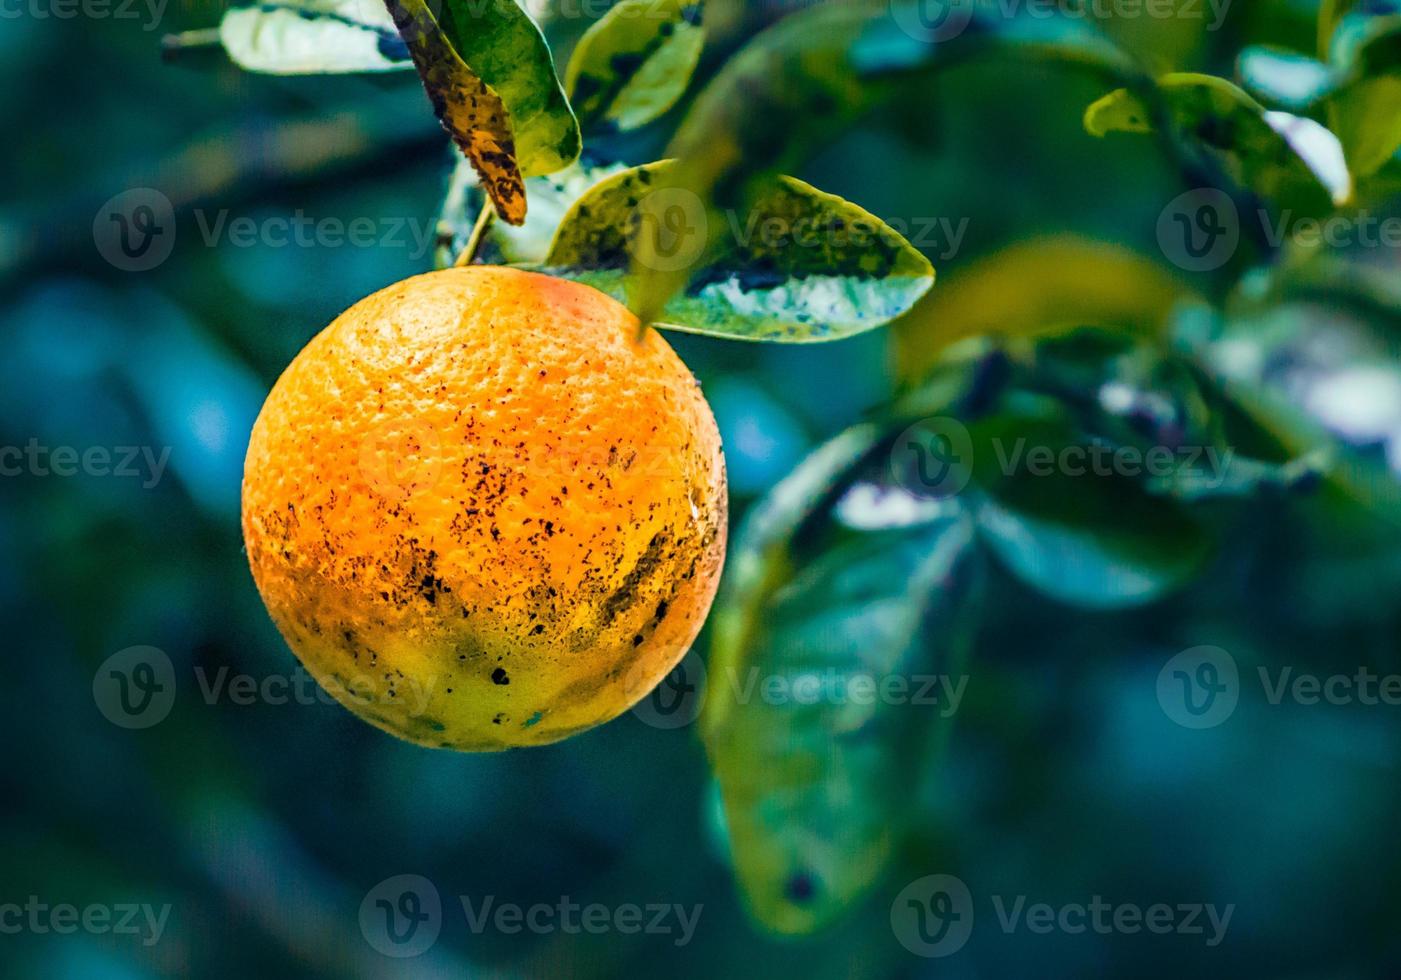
[242,266,726,750]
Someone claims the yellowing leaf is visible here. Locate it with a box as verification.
[384,0,580,224]
[386,0,526,222]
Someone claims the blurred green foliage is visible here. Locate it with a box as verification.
[6,0,1401,977]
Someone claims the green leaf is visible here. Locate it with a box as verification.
[1237,45,1337,111]
[1329,14,1401,176]
[1318,0,1358,59]
[1331,76,1401,177]
[705,425,981,934]
[434,154,628,267]
[1085,73,1352,209]
[541,161,934,342]
[1331,11,1401,77]
[1196,286,1401,529]
[969,413,1213,608]
[564,0,707,132]
[430,0,580,177]
[384,0,580,223]
[625,2,1140,328]
[219,0,412,74]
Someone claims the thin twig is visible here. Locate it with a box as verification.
[455,199,495,267]
[161,28,224,62]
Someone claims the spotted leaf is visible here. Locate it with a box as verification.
[704,423,982,933]
[540,161,933,342]
[384,0,580,223]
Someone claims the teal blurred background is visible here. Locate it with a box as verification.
[5,0,1401,976]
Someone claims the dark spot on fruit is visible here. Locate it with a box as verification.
[598,532,670,628]
[491,668,510,685]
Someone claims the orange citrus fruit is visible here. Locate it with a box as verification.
[241,266,727,750]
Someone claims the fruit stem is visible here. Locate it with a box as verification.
[161,29,223,61]
[456,201,495,267]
